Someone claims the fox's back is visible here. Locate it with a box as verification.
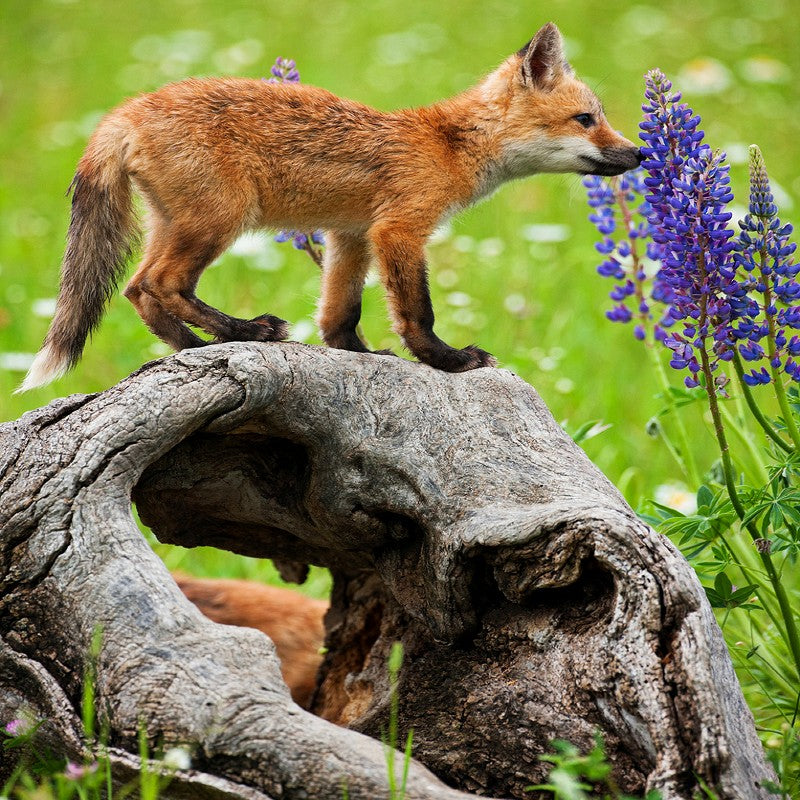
[112,78,450,230]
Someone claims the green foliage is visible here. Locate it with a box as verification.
[1,629,190,800]
[381,642,414,800]
[4,0,798,499]
[638,337,800,792]
[527,734,660,800]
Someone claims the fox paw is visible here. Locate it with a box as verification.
[424,344,497,373]
[250,314,290,342]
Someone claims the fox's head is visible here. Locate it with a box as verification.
[484,23,641,180]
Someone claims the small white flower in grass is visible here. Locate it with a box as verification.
[291,319,315,343]
[722,143,749,165]
[0,352,35,372]
[230,231,268,257]
[230,232,285,271]
[32,298,57,318]
[452,235,475,253]
[451,308,475,327]
[538,356,559,372]
[654,483,697,515]
[554,377,574,394]
[365,270,380,288]
[163,745,192,771]
[445,291,472,307]
[148,342,172,357]
[477,238,505,258]
[64,761,98,780]
[212,39,265,72]
[503,293,526,315]
[435,269,458,288]
[739,57,790,85]
[521,223,570,243]
[677,58,731,95]
[429,221,452,244]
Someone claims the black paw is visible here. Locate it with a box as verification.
[250,314,290,342]
[420,344,497,373]
[323,331,370,353]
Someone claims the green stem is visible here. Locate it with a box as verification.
[719,402,770,484]
[300,235,324,269]
[716,530,782,629]
[762,279,800,449]
[772,367,800,450]
[731,352,792,452]
[733,653,794,726]
[647,342,702,486]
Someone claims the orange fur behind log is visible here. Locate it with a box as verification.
[174,574,327,708]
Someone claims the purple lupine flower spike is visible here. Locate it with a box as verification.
[586,71,800,394]
[583,167,671,339]
[730,145,800,383]
[266,58,325,258]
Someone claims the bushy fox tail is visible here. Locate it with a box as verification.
[17,122,137,392]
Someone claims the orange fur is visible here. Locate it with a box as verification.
[20,22,640,390]
[174,574,327,708]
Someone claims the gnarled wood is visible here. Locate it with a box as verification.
[0,342,774,798]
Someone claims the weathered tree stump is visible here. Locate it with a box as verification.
[0,342,774,799]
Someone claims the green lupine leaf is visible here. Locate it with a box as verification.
[704,587,725,608]
[696,484,714,510]
[729,584,759,605]
[714,572,733,600]
[778,501,800,526]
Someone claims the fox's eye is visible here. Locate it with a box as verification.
[574,113,595,128]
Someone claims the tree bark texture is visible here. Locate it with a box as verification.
[0,342,774,799]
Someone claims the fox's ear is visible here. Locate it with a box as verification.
[518,22,573,89]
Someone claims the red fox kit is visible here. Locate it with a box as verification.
[20,22,640,391]
[174,574,327,708]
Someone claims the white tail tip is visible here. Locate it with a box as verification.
[15,344,70,393]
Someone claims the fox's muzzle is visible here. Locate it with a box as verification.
[581,146,643,177]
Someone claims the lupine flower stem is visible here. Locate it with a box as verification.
[700,344,800,678]
[691,206,800,675]
[299,237,324,269]
[612,178,650,331]
[647,341,701,486]
[731,351,792,452]
[718,403,770,485]
[762,270,800,449]
[716,531,781,625]
[266,58,325,265]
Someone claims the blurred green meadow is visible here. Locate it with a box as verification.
[1,0,799,585]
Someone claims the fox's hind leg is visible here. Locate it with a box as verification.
[124,223,206,350]
[316,230,373,352]
[125,222,289,347]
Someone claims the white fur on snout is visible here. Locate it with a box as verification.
[500,135,603,178]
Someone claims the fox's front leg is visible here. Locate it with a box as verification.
[369,223,496,372]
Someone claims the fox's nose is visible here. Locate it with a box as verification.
[635,148,644,164]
